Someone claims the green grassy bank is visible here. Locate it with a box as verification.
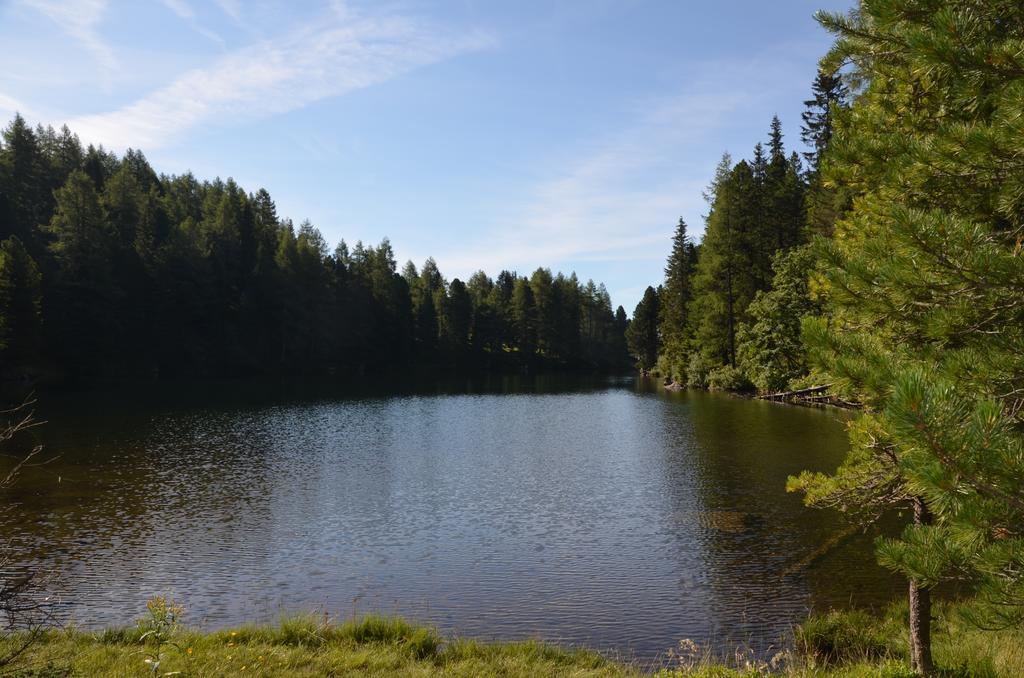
[3,600,1022,677]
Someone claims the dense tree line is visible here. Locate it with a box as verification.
[637,1,1024,672]
[0,116,630,381]
[628,112,826,392]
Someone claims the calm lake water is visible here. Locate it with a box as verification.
[2,375,901,663]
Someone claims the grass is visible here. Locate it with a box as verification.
[1,614,632,677]
[2,600,1023,677]
[787,600,1024,678]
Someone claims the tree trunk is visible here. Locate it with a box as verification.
[909,497,934,675]
[909,577,933,674]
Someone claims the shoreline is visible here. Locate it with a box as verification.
[5,602,1022,677]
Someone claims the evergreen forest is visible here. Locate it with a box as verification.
[0,118,630,381]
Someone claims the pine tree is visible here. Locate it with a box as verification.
[0,235,43,367]
[441,278,472,356]
[529,268,555,356]
[765,118,805,255]
[688,156,758,368]
[613,305,630,365]
[658,218,696,381]
[45,170,123,371]
[736,246,817,392]
[768,115,784,162]
[802,68,851,239]
[512,277,536,359]
[626,286,660,371]
[789,2,1024,673]
[492,270,517,351]
[801,68,848,175]
[553,272,582,363]
[0,115,49,254]
[466,270,497,355]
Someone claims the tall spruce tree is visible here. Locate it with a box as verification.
[789,2,1024,673]
[801,68,848,175]
[626,286,660,371]
[802,68,851,238]
[658,218,696,381]
[0,115,49,256]
[45,170,123,371]
[682,122,806,386]
[0,236,42,368]
[512,276,537,359]
[688,155,758,368]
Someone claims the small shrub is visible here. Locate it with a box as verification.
[275,614,329,647]
[135,596,188,675]
[794,609,896,665]
[687,354,718,389]
[138,596,184,641]
[341,615,440,659]
[707,365,753,392]
[655,354,685,384]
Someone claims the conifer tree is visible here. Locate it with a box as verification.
[0,236,42,367]
[529,268,555,356]
[626,286,660,371]
[789,2,1024,673]
[688,156,758,368]
[512,277,536,358]
[802,69,850,238]
[736,246,817,392]
[658,218,696,381]
[0,115,48,254]
[765,118,805,255]
[801,68,848,175]
[466,270,497,355]
[442,278,472,355]
[613,305,630,364]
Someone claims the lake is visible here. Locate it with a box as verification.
[1,375,900,663]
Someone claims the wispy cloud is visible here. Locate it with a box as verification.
[432,89,749,278]
[427,45,819,289]
[0,92,32,121]
[20,0,116,81]
[213,0,243,25]
[67,8,494,150]
[159,0,193,20]
[159,0,226,48]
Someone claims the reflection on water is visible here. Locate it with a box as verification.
[1,375,901,661]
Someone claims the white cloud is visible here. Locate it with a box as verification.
[159,0,193,20]
[214,0,243,25]
[20,0,116,80]
[421,45,819,295]
[431,89,750,278]
[0,92,32,120]
[67,10,494,150]
[159,0,226,48]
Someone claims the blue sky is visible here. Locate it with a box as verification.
[0,0,853,311]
